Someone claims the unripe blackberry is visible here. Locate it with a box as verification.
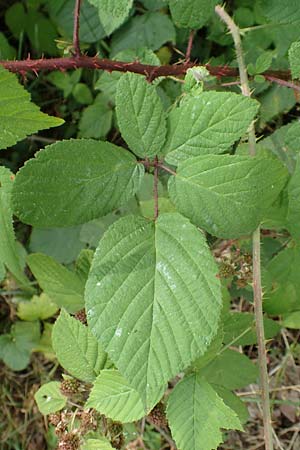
[148,402,167,427]
[60,379,80,396]
[48,412,61,426]
[80,410,98,433]
[74,309,87,325]
[218,262,235,278]
[58,432,80,450]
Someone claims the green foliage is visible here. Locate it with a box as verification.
[110,12,176,55]
[0,67,63,151]
[86,213,221,409]
[169,0,219,29]
[34,382,67,415]
[2,1,300,448]
[87,0,133,36]
[27,253,85,312]
[86,370,145,421]
[52,309,107,382]
[12,139,144,227]
[167,374,242,450]
[0,167,32,289]
[116,73,166,158]
[168,155,288,238]
[0,321,40,370]
[164,92,259,165]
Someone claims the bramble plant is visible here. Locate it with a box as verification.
[1,0,300,449]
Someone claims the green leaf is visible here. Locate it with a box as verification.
[169,0,218,29]
[0,321,40,371]
[0,167,32,290]
[168,155,288,238]
[86,369,145,421]
[27,253,85,313]
[116,73,167,158]
[47,0,105,43]
[289,41,300,79]
[287,155,300,240]
[261,0,300,24]
[212,385,249,425]
[111,12,176,56]
[259,86,296,128]
[72,83,93,105]
[264,247,300,315]
[87,0,133,36]
[96,48,160,101]
[0,66,63,150]
[285,121,300,152]
[12,139,144,227]
[35,381,67,415]
[282,311,300,329]
[52,309,107,382]
[17,293,58,321]
[0,32,16,59]
[164,92,259,165]
[201,349,258,390]
[167,374,242,450]
[29,225,84,264]
[79,94,112,140]
[223,312,280,346]
[82,437,114,450]
[86,213,221,409]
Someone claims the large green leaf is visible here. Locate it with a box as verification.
[0,67,63,150]
[12,139,144,227]
[164,92,259,165]
[86,370,145,421]
[85,213,221,409]
[116,73,166,158]
[167,374,242,450]
[0,167,32,290]
[52,309,107,382]
[169,0,218,29]
[87,0,133,36]
[287,155,300,240]
[27,253,85,313]
[168,155,288,238]
[111,12,176,56]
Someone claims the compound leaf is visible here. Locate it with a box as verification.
[116,73,166,158]
[12,139,144,227]
[168,155,288,238]
[86,213,221,409]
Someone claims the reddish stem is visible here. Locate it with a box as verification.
[0,56,293,83]
[264,75,300,92]
[73,0,82,57]
[157,163,176,176]
[185,30,196,62]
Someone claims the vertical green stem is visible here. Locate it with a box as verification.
[215,6,273,450]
